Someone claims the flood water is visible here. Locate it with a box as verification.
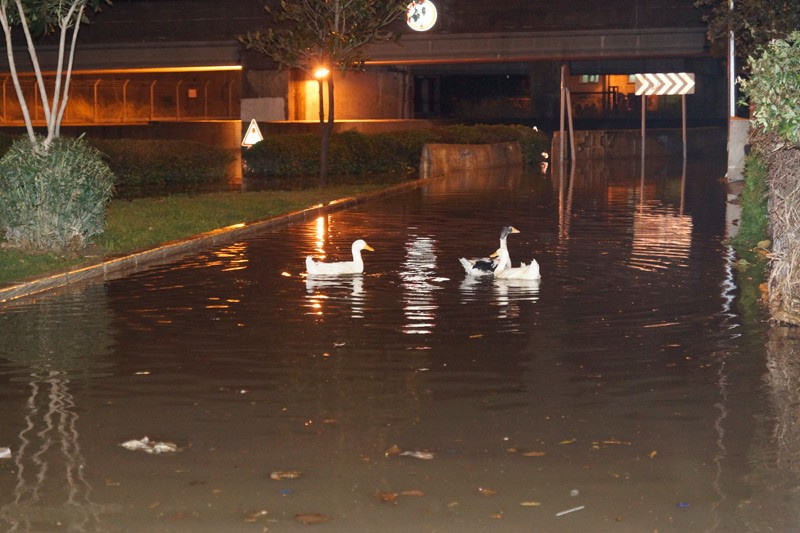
[2,155,800,532]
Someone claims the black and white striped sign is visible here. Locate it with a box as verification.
[634,73,695,96]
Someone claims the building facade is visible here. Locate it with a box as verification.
[0,0,724,131]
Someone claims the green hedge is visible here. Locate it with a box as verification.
[242,124,550,185]
[0,135,235,198]
[89,139,236,197]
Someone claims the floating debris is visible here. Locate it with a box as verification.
[522,451,546,457]
[520,501,542,507]
[294,513,331,524]
[399,450,434,460]
[478,487,496,496]
[0,447,10,459]
[120,436,178,454]
[556,505,585,517]
[270,470,303,480]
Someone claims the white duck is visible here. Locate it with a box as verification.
[306,239,374,275]
[491,247,541,280]
[459,226,520,277]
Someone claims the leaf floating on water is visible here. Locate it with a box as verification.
[522,451,546,457]
[602,439,631,446]
[648,450,658,458]
[384,444,402,457]
[294,513,332,525]
[281,272,291,277]
[400,490,425,497]
[520,501,542,507]
[469,334,483,339]
[478,487,496,496]
[559,439,576,445]
[270,470,303,480]
[377,491,398,503]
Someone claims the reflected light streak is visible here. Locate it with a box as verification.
[401,235,440,335]
[314,216,328,256]
[629,208,692,272]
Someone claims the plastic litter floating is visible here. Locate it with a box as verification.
[0,447,11,459]
[119,436,178,454]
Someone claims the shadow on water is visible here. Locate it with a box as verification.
[1,153,799,531]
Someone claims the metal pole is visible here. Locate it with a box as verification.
[729,0,736,118]
[682,94,687,161]
[641,94,646,170]
[123,79,129,123]
[150,80,157,120]
[204,80,210,119]
[176,80,182,120]
[559,64,565,161]
[565,87,576,162]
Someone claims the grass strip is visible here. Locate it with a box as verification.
[0,184,385,284]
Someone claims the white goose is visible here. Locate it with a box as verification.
[459,226,520,277]
[306,239,374,275]
[491,247,541,280]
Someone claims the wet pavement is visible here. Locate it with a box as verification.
[2,155,800,532]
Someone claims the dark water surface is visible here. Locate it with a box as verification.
[2,157,800,532]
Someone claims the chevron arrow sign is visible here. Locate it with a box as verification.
[634,72,695,96]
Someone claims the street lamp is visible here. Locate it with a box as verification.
[313,66,329,123]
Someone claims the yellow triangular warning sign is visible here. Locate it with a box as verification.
[242,119,264,147]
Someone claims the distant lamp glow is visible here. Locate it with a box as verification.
[407,0,437,32]
[314,67,330,79]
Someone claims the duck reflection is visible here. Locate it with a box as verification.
[493,278,541,321]
[304,274,365,319]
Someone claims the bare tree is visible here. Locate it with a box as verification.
[0,0,111,152]
[241,0,407,187]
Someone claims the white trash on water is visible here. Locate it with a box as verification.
[120,436,178,454]
[0,447,11,459]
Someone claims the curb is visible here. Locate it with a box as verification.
[0,176,440,304]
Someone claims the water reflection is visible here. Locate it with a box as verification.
[0,285,114,531]
[401,235,442,336]
[305,274,365,319]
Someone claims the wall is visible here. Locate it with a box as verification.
[420,142,523,178]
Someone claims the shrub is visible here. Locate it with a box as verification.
[731,152,769,252]
[741,30,800,145]
[0,136,115,252]
[89,139,236,196]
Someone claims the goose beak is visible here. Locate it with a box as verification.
[509,226,520,234]
[363,244,375,252]
[490,249,501,258]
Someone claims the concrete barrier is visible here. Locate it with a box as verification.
[420,141,522,178]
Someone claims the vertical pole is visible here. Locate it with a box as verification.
[123,79,129,123]
[682,94,687,161]
[565,87,576,162]
[93,79,100,123]
[641,94,646,165]
[559,64,566,161]
[150,80,157,120]
[729,0,735,118]
[176,80,182,120]
[204,80,210,118]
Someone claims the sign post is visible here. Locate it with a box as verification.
[634,73,695,161]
